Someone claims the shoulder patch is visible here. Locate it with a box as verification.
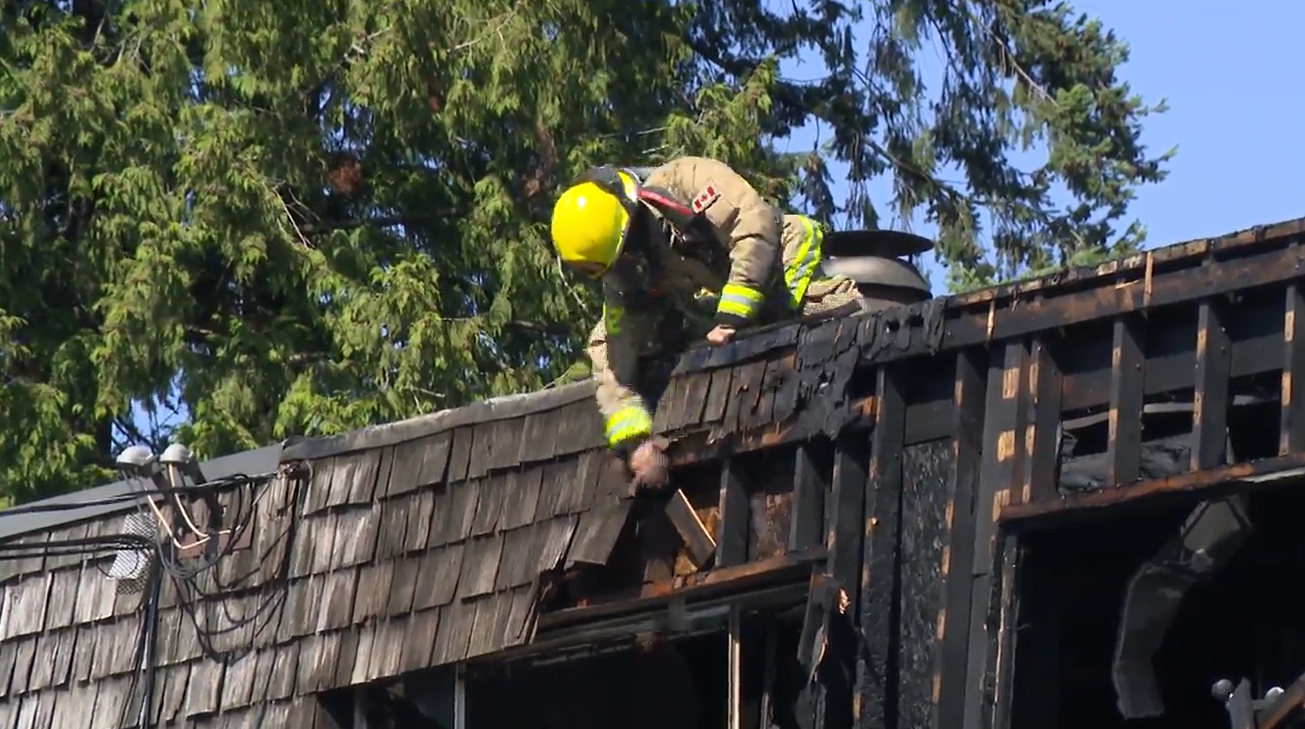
[690,185,721,214]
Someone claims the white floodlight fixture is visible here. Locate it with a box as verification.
[160,443,208,489]
[115,445,157,473]
[115,445,170,495]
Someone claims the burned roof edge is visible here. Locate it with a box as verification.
[0,444,283,542]
[948,214,1305,307]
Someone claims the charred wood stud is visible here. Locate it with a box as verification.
[789,441,831,553]
[716,458,751,568]
[1191,298,1232,471]
[1281,283,1305,455]
[1023,337,1063,504]
[1106,315,1146,486]
[935,348,987,729]
[859,365,907,728]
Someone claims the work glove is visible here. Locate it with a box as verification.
[629,438,669,489]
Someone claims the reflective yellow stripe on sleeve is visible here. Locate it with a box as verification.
[783,216,824,308]
[604,303,624,335]
[605,404,653,447]
[717,282,765,320]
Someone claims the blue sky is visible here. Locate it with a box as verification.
[781,0,1304,289]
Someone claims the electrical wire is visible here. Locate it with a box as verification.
[163,462,309,664]
[0,459,311,682]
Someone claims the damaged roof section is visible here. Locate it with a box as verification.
[280,394,636,674]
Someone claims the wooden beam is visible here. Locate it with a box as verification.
[540,548,826,629]
[859,365,907,729]
[1282,282,1305,455]
[716,458,750,568]
[1106,315,1146,486]
[935,348,987,729]
[1007,540,1060,729]
[999,452,1305,529]
[789,440,831,552]
[1254,670,1305,729]
[827,432,869,613]
[988,538,1020,729]
[1192,297,1232,470]
[453,664,466,729]
[727,607,742,729]
[759,621,779,729]
[665,489,717,568]
[1059,306,1283,413]
[945,231,1305,354]
[1022,338,1062,504]
[961,342,1028,729]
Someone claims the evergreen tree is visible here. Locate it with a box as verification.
[0,0,1168,502]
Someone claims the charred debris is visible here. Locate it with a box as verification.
[4,219,1305,728]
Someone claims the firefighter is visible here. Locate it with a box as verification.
[549,156,862,487]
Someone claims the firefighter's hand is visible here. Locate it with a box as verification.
[630,440,669,488]
[706,325,736,346]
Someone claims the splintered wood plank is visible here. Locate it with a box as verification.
[667,489,717,568]
[533,515,578,575]
[1192,297,1232,470]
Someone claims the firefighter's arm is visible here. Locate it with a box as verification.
[586,307,654,456]
[686,157,783,328]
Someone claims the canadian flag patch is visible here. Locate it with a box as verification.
[690,185,720,213]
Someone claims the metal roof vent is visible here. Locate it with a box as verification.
[822,229,934,308]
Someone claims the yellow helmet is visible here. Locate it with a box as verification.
[550,168,640,277]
